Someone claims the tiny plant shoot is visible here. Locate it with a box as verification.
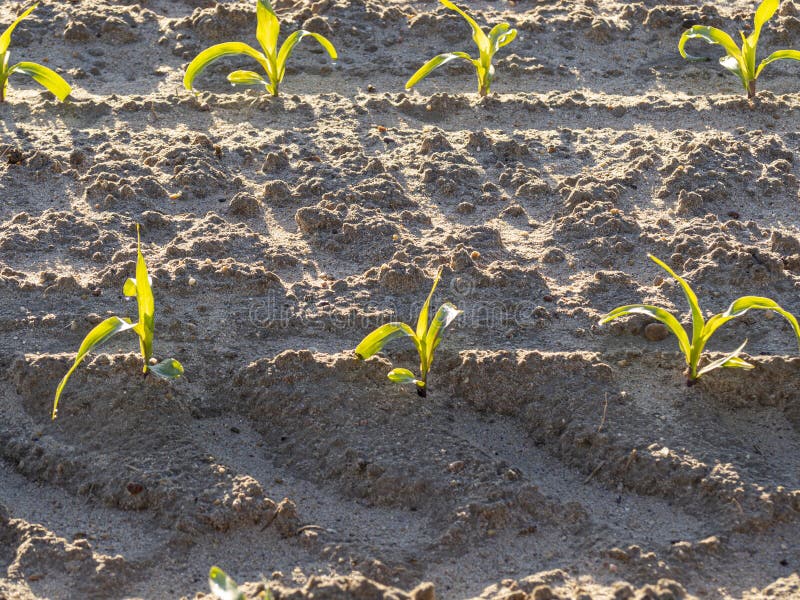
[679,0,800,99]
[600,254,800,385]
[0,3,71,102]
[355,267,461,397]
[406,0,517,96]
[52,226,183,419]
[184,0,337,96]
[209,566,274,600]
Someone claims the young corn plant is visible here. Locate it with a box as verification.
[52,227,183,419]
[600,254,800,385]
[0,3,71,102]
[406,0,517,96]
[184,0,337,97]
[355,267,461,397]
[209,567,273,600]
[679,0,800,99]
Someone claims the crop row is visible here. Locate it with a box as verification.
[2,0,799,103]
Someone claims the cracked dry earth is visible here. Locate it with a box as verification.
[2,0,800,598]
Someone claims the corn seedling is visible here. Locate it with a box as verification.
[0,3,71,102]
[600,254,800,385]
[355,267,461,397]
[406,0,517,96]
[209,567,273,600]
[184,0,337,97]
[52,227,183,419]
[679,0,800,99]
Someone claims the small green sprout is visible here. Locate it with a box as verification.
[679,0,800,99]
[0,3,71,103]
[406,0,517,96]
[184,0,337,97]
[600,254,800,385]
[52,227,183,419]
[209,567,273,600]
[355,267,461,397]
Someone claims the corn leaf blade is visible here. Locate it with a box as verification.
[387,368,421,385]
[488,23,517,53]
[756,49,800,77]
[424,302,461,368]
[355,323,418,360]
[750,0,779,47]
[648,255,704,345]
[256,0,280,57]
[679,25,742,61]
[406,51,474,90]
[416,267,444,339]
[227,70,268,86]
[149,358,184,379]
[209,567,245,600]
[52,316,135,419]
[601,304,691,359]
[0,3,37,56]
[10,61,71,101]
[697,339,753,377]
[440,0,488,54]
[133,228,155,367]
[276,30,337,83]
[184,42,267,91]
[716,295,800,346]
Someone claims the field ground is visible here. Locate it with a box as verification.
[2,0,800,598]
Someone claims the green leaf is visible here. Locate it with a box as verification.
[133,226,155,369]
[10,61,71,101]
[424,302,461,368]
[149,358,184,379]
[488,23,517,53]
[417,267,443,340]
[387,368,421,385]
[276,30,337,83]
[0,3,37,56]
[718,296,800,345]
[52,316,135,420]
[750,0,779,48]
[601,304,691,360]
[756,49,800,77]
[209,567,245,600]
[355,322,418,360]
[405,51,474,90]
[256,0,280,58]
[183,42,269,92]
[227,70,268,86]
[679,25,742,62]
[648,255,704,346]
[697,339,753,377]
[440,0,489,55]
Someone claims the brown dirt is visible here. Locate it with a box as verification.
[2,0,800,598]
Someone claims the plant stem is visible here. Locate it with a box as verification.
[747,80,756,100]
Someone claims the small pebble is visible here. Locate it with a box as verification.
[644,322,669,341]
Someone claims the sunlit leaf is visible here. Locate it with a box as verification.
[276,30,337,83]
[209,567,245,600]
[440,0,488,54]
[9,61,71,100]
[405,52,474,90]
[697,339,753,377]
[756,49,800,77]
[52,316,135,419]
[133,226,155,369]
[425,302,462,368]
[149,358,184,379]
[387,368,421,385]
[0,3,38,56]
[183,42,268,92]
[256,0,280,58]
[227,70,268,86]
[601,304,691,359]
[355,323,418,360]
[416,267,443,340]
[679,25,741,61]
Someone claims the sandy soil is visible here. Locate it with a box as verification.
[2,0,800,598]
